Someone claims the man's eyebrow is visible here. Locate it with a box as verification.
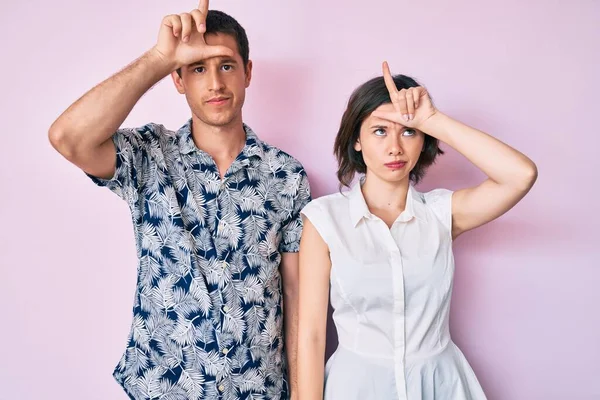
[188,57,239,67]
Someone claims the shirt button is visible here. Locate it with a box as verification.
[221,261,227,269]
[223,305,230,313]
[222,348,229,355]
[218,385,225,392]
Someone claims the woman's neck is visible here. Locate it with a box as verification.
[361,173,411,216]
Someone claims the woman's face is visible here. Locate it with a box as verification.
[354,103,425,184]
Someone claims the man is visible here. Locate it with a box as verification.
[48,2,311,399]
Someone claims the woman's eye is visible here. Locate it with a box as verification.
[403,129,416,136]
[374,128,386,136]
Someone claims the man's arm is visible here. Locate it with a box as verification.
[278,167,311,398]
[280,252,300,398]
[48,49,174,179]
[48,0,233,179]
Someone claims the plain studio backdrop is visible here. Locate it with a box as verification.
[1,0,598,399]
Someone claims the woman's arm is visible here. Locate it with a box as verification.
[297,217,332,400]
[419,113,538,238]
[374,61,538,238]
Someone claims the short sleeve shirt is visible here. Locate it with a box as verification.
[300,182,486,399]
[89,120,311,400]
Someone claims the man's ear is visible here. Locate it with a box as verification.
[244,60,253,88]
[171,70,186,94]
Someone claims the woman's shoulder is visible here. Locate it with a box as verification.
[301,190,350,215]
[412,186,454,229]
[414,186,454,204]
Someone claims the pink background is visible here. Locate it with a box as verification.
[1,0,599,399]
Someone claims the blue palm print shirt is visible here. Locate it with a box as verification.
[88,120,311,400]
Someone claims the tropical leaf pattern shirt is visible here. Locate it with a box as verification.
[88,120,312,400]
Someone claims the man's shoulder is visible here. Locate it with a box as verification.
[115,123,179,149]
[257,139,306,172]
[123,122,176,138]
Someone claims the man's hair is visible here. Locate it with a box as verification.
[176,9,250,76]
[333,74,444,189]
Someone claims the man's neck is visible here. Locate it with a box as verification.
[190,115,247,161]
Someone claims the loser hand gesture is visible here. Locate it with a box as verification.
[371,61,437,129]
[153,0,234,69]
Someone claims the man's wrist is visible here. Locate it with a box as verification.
[145,47,178,77]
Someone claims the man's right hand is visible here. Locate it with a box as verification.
[152,0,234,70]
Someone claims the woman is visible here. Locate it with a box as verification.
[297,62,537,400]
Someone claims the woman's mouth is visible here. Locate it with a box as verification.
[384,161,407,170]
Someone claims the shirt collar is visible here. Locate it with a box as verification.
[177,119,265,161]
[348,178,427,227]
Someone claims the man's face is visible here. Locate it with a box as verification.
[173,33,252,128]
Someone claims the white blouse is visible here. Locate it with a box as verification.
[301,181,487,400]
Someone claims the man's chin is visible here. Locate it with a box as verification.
[199,113,237,128]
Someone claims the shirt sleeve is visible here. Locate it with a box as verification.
[299,198,332,249]
[86,124,155,204]
[278,168,312,253]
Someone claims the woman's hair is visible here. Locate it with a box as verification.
[333,74,444,189]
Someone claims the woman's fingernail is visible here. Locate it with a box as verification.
[409,114,414,120]
[403,114,409,121]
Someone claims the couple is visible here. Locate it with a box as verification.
[48,2,537,400]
